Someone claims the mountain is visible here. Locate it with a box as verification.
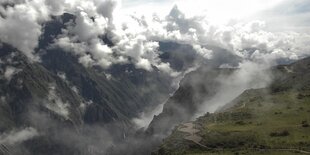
[1,11,308,155]
[147,44,244,137]
[153,57,310,155]
[159,41,199,71]
[0,12,212,154]
[0,43,173,154]
[147,66,235,135]
[0,12,174,127]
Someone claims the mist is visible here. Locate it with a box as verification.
[194,60,272,118]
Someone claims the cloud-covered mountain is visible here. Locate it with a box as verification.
[0,0,309,154]
[1,0,309,70]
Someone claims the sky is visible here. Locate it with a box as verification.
[121,0,310,32]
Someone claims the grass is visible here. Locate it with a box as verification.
[157,89,310,155]
[187,150,305,155]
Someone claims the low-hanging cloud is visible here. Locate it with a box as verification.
[0,0,48,61]
[44,85,70,120]
[0,127,39,145]
[195,60,272,117]
[4,66,21,81]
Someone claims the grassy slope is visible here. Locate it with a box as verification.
[155,58,310,155]
[157,89,310,155]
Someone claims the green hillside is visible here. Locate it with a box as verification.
[155,57,310,155]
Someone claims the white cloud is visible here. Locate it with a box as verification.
[96,0,119,20]
[205,21,310,61]
[45,85,70,119]
[57,72,67,81]
[195,60,272,117]
[0,0,48,61]
[1,0,310,74]
[132,103,164,129]
[4,66,20,81]
[136,58,152,71]
[0,127,39,145]
[192,44,213,59]
[70,10,107,41]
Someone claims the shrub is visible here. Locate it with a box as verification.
[302,121,309,127]
[269,130,290,137]
[297,93,305,99]
[235,121,246,125]
[274,112,282,115]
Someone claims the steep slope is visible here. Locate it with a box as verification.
[1,13,210,154]
[147,46,243,136]
[0,43,88,154]
[0,43,84,126]
[147,65,235,135]
[38,13,174,125]
[155,57,310,155]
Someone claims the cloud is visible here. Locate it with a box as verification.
[70,10,108,41]
[0,0,310,78]
[0,0,49,61]
[191,20,310,63]
[119,5,309,66]
[0,0,117,62]
[25,110,117,154]
[54,7,116,69]
[132,101,165,129]
[1,0,310,74]
[96,0,119,20]
[0,127,39,145]
[44,85,70,120]
[4,66,20,81]
[192,44,213,59]
[194,60,272,117]
[114,35,166,71]
[47,2,213,74]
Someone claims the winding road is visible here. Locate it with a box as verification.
[178,122,209,148]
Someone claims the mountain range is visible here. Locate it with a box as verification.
[0,12,309,155]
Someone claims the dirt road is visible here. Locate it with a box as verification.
[178,122,208,148]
